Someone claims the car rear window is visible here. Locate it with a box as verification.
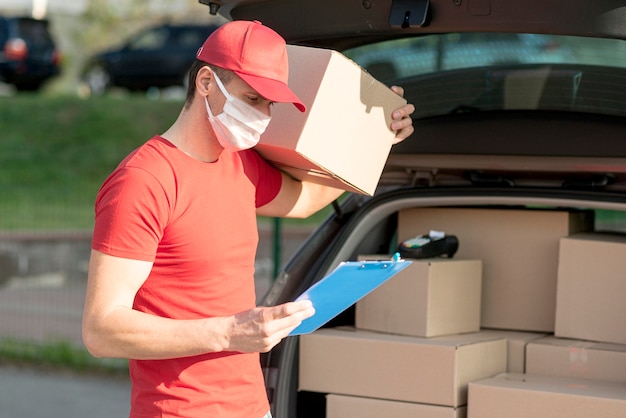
[345,33,626,119]
[128,27,170,51]
[16,18,54,48]
[176,28,208,48]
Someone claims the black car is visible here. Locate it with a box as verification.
[205,1,626,417]
[81,23,219,95]
[0,16,60,91]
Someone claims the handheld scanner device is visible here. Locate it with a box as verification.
[398,230,459,259]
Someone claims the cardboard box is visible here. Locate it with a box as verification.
[398,208,593,331]
[483,330,548,373]
[257,45,407,195]
[555,233,626,345]
[526,336,626,382]
[299,327,507,406]
[355,257,482,337]
[327,394,467,418]
[468,373,626,418]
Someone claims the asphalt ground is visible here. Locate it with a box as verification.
[0,364,131,418]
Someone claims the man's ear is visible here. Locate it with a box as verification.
[195,66,213,95]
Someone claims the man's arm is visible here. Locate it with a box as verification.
[82,250,314,359]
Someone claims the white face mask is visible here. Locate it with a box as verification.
[205,73,272,152]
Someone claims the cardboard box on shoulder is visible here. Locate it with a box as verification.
[355,256,482,337]
[299,327,507,407]
[326,394,467,418]
[257,45,407,196]
[468,373,626,418]
[526,336,626,383]
[398,208,593,331]
[555,232,626,345]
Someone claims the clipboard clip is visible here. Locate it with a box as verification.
[359,252,404,269]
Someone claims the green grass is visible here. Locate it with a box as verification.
[0,338,128,377]
[0,94,182,230]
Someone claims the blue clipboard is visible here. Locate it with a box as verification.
[289,256,412,336]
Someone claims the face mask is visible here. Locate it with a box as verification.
[205,73,272,152]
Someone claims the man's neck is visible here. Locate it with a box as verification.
[161,106,223,163]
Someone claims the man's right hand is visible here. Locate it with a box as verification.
[224,301,315,353]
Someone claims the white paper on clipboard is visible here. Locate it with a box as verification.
[289,257,412,336]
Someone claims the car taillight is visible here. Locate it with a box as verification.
[4,38,28,61]
[51,49,61,66]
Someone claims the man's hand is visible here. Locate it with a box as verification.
[390,85,415,144]
[225,300,315,353]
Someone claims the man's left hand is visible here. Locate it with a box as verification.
[390,85,415,144]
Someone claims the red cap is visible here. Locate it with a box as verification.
[196,20,305,112]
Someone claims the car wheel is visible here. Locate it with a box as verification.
[14,80,44,91]
[83,64,111,96]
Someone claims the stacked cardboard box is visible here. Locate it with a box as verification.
[526,336,626,382]
[468,373,626,418]
[555,233,626,345]
[327,394,466,418]
[355,257,483,337]
[298,208,626,417]
[300,327,507,417]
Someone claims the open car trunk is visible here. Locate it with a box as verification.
[260,184,626,417]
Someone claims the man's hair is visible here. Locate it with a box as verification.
[185,60,235,108]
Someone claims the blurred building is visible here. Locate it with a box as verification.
[2,0,86,16]
[0,0,205,17]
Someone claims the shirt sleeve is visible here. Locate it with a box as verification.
[240,149,283,208]
[92,166,170,261]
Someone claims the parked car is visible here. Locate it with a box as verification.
[0,16,60,91]
[80,23,219,95]
[207,1,626,417]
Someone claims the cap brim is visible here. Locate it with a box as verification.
[236,71,306,113]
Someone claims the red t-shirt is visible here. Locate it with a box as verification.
[92,136,282,418]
